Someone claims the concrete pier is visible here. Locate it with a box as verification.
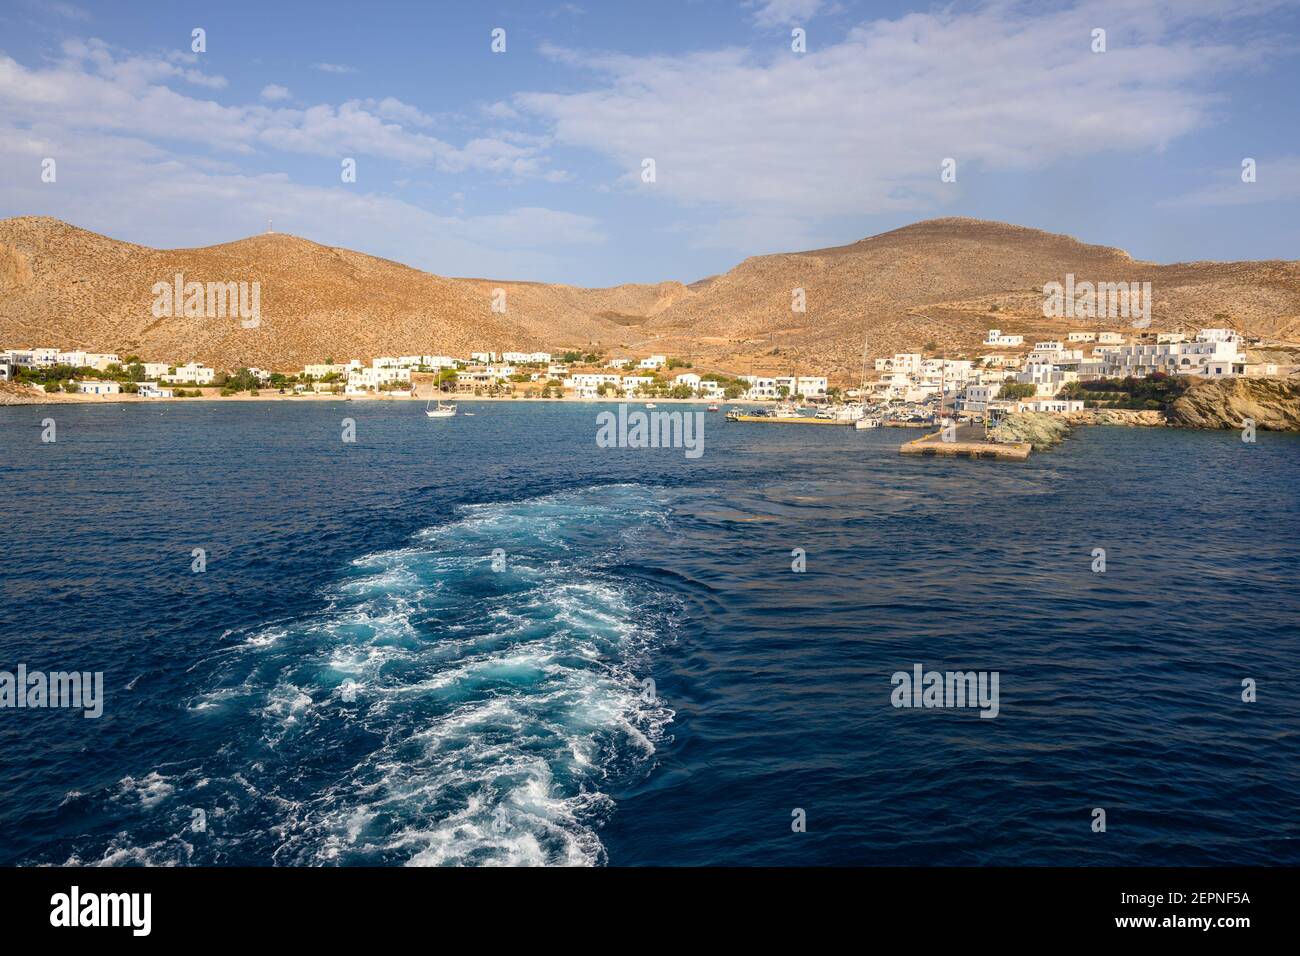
[900,425,1032,461]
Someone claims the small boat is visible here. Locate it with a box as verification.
[707,404,720,412]
[854,417,881,430]
[425,395,457,418]
[644,402,657,408]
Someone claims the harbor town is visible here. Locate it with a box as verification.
[3,324,1286,425]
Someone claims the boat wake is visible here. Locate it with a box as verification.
[67,484,677,867]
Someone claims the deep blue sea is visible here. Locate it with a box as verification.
[0,400,1297,866]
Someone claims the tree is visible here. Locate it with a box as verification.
[997,382,1037,400]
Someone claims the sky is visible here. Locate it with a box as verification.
[1,0,1299,286]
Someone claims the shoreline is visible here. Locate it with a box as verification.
[0,389,758,408]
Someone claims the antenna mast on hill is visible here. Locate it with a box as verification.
[267,220,274,234]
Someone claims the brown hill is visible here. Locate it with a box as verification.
[2,215,1297,377]
[0,217,684,370]
[643,218,1300,377]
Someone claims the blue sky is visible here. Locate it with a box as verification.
[2,0,1299,285]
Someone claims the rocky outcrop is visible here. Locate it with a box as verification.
[1064,408,1166,427]
[1168,377,1300,431]
[991,411,1072,449]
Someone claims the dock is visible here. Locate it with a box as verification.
[729,414,853,425]
[900,425,1031,461]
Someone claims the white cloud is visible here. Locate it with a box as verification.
[0,43,561,177]
[311,62,358,74]
[518,0,1282,234]
[1168,157,1300,206]
[260,84,292,102]
[0,129,601,277]
[749,0,824,27]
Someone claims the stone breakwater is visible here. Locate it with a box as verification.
[994,408,1168,450]
[991,412,1073,450]
[1064,408,1167,427]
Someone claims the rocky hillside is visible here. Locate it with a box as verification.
[1167,377,1300,431]
[644,218,1300,378]
[0,217,683,370]
[2,215,1298,375]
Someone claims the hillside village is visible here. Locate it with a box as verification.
[2,322,1285,418]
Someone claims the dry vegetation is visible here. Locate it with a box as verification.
[3,215,1297,378]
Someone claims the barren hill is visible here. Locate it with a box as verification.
[0,217,683,370]
[2,215,1297,377]
[643,218,1300,377]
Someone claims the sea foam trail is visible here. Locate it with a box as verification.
[152,483,677,867]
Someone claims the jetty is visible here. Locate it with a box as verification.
[728,413,852,425]
[900,424,1031,461]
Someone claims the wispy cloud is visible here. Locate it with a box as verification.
[311,62,358,74]
[518,0,1285,250]
[748,0,824,27]
[1168,156,1300,206]
[0,41,563,177]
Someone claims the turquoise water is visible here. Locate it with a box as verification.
[0,401,1296,865]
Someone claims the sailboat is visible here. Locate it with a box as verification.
[854,335,882,429]
[425,389,457,418]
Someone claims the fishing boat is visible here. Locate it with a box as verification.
[707,403,720,412]
[644,402,657,408]
[854,416,881,429]
[425,394,457,418]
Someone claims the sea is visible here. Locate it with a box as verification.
[0,400,1296,866]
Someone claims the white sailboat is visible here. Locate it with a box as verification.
[425,391,457,418]
[854,335,881,429]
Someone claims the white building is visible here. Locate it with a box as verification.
[1100,334,1245,379]
[348,366,411,392]
[621,375,657,395]
[502,351,552,364]
[77,380,121,396]
[1067,332,1097,343]
[471,352,497,364]
[639,355,667,369]
[1015,362,1077,397]
[1196,327,1242,344]
[984,330,1025,346]
[962,385,1001,412]
[1020,397,1085,414]
[163,363,216,385]
[303,361,361,380]
[1096,331,1125,345]
[138,381,174,398]
[142,362,171,379]
[796,376,828,398]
